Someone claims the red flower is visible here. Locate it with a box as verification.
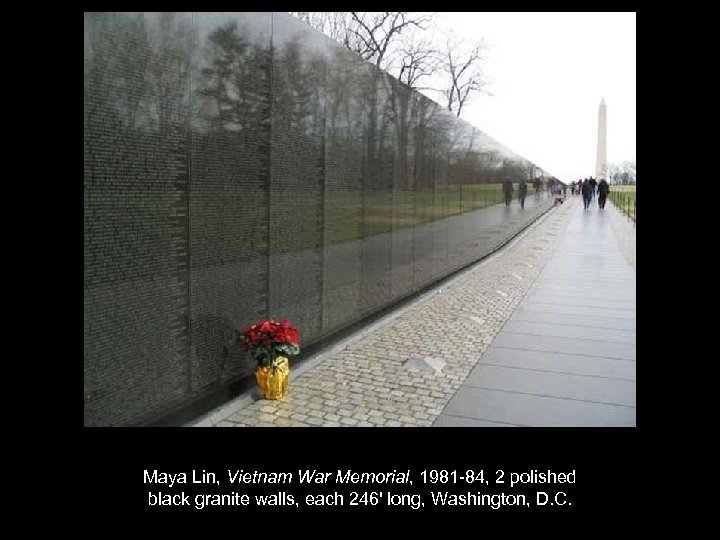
[238,319,301,364]
[287,328,299,344]
[259,321,273,333]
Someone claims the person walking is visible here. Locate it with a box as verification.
[570,181,576,196]
[502,177,513,207]
[518,178,528,208]
[590,177,598,200]
[597,177,610,209]
[582,177,593,209]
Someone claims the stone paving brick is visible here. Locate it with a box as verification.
[199,200,577,428]
[234,414,259,426]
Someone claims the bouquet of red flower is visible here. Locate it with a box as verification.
[238,319,300,369]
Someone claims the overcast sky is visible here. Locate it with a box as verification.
[430,12,636,182]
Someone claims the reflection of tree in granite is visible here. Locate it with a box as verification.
[85,13,193,425]
[268,24,327,342]
[191,20,271,279]
[84,14,190,276]
[326,47,366,138]
[84,12,191,137]
[196,21,271,133]
[269,37,325,266]
[152,14,192,133]
[274,38,326,137]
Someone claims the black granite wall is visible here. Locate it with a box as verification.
[84,12,552,426]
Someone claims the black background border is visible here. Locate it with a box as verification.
[76,8,648,527]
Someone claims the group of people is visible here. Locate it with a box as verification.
[502,176,610,210]
[503,177,567,208]
[569,177,610,210]
[530,177,564,199]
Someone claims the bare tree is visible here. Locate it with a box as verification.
[289,12,490,116]
[290,12,436,74]
[346,12,435,68]
[623,160,636,184]
[441,36,489,117]
[607,160,636,184]
[392,35,439,89]
[288,11,495,189]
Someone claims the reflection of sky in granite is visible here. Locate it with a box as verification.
[84,11,553,425]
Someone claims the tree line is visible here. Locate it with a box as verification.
[289,12,489,118]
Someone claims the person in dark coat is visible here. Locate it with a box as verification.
[582,178,593,209]
[502,178,513,207]
[597,178,610,209]
[518,178,528,208]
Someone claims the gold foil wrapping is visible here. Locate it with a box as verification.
[255,356,289,399]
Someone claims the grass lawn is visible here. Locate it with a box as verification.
[608,185,635,221]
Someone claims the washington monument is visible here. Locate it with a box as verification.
[595,98,607,180]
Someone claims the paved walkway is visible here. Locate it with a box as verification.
[435,196,636,426]
[191,194,635,427]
